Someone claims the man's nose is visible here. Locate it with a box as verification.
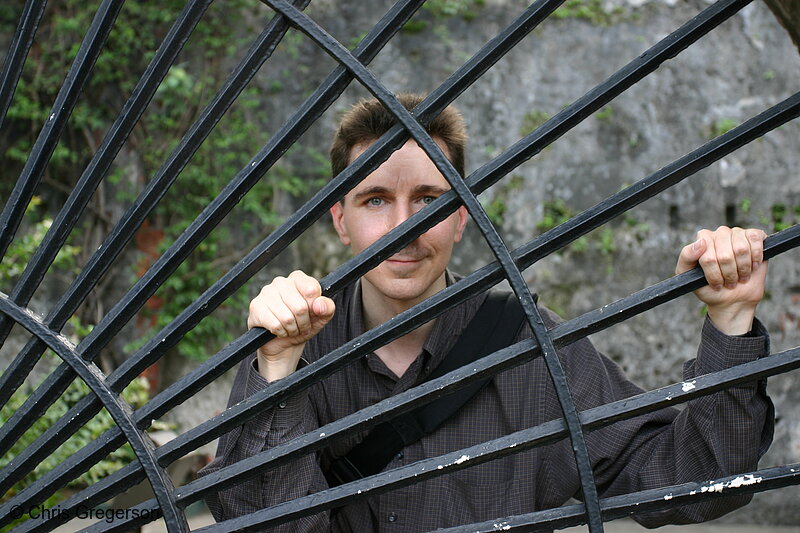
[389,203,414,230]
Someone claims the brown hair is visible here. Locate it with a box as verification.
[329,93,467,181]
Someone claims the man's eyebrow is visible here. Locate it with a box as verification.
[412,185,450,195]
[352,186,390,201]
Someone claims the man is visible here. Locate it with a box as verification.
[201,94,772,532]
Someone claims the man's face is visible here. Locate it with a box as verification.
[330,138,468,307]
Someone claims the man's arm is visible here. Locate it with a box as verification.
[199,271,336,531]
[587,226,772,525]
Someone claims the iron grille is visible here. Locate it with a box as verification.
[1,0,799,532]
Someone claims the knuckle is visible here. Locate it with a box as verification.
[733,244,749,258]
[715,251,734,265]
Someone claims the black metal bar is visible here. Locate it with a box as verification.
[0,0,310,458]
[0,294,189,533]
[0,0,48,131]
[0,0,214,401]
[0,0,124,260]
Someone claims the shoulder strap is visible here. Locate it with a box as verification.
[325,290,526,487]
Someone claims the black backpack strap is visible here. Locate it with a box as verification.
[325,290,527,487]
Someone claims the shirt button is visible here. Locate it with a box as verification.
[395,451,404,460]
[387,512,397,523]
[278,401,287,409]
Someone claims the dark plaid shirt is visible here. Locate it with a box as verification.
[201,275,773,532]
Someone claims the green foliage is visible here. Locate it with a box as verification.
[0,370,163,530]
[519,110,551,137]
[594,105,614,122]
[708,117,739,138]
[0,197,80,283]
[552,0,624,26]
[482,175,524,226]
[402,0,485,33]
[770,203,799,232]
[536,199,589,254]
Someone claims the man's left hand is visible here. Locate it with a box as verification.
[676,226,768,335]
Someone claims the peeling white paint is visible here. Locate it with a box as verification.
[492,522,511,531]
[454,454,470,465]
[664,493,673,500]
[319,432,325,437]
[681,380,697,392]
[728,474,763,488]
[699,474,762,494]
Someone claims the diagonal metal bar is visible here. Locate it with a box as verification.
[0,0,311,458]
[0,0,563,507]
[0,295,189,533]
[0,0,124,260]
[261,0,602,528]
[0,0,214,401]
[0,0,48,131]
[14,224,798,533]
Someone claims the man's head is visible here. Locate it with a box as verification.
[328,94,469,310]
[329,93,467,180]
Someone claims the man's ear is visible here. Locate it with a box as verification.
[453,205,468,243]
[330,201,351,246]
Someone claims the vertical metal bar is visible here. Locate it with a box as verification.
[0,0,124,260]
[0,0,214,394]
[0,0,48,131]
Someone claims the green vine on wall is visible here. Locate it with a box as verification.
[1,1,321,363]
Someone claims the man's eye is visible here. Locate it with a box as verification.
[367,197,383,206]
[421,196,435,205]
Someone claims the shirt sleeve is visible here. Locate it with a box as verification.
[578,316,773,526]
[198,354,331,532]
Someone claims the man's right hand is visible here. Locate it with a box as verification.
[247,270,336,382]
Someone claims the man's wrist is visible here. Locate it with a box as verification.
[257,345,304,382]
[705,302,757,336]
